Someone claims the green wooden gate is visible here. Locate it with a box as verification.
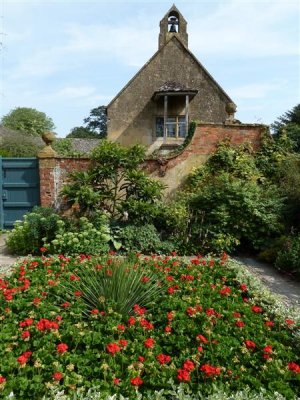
[0,158,40,229]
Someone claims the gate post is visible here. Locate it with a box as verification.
[37,133,57,208]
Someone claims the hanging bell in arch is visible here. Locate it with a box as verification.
[169,16,178,33]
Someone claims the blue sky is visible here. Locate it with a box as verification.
[1,0,299,137]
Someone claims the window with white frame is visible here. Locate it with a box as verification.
[155,116,186,138]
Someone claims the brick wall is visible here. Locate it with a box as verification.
[144,123,265,195]
[39,158,90,207]
[39,123,265,205]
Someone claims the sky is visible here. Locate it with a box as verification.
[0,0,299,137]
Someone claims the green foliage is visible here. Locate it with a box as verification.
[84,106,107,137]
[67,106,107,138]
[177,143,285,255]
[115,224,175,254]
[274,154,300,230]
[1,107,55,136]
[185,174,283,254]
[275,234,300,277]
[43,213,111,255]
[0,148,12,157]
[202,142,261,181]
[61,171,102,217]
[66,126,100,139]
[255,131,294,180]
[6,207,61,255]
[52,138,84,157]
[0,133,43,157]
[61,140,164,221]
[271,104,300,135]
[41,385,290,400]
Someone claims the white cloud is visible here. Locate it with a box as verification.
[229,82,284,99]
[188,0,299,57]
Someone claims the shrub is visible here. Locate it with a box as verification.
[61,140,164,221]
[0,134,43,157]
[115,224,175,254]
[180,173,284,254]
[52,138,83,157]
[275,234,300,278]
[43,213,111,255]
[6,207,61,255]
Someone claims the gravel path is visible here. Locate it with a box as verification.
[234,256,300,309]
[1,234,300,308]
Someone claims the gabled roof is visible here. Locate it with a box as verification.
[107,35,234,108]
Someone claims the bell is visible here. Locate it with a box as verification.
[169,16,178,33]
[169,23,177,33]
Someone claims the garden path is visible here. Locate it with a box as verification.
[234,256,300,309]
[0,233,299,309]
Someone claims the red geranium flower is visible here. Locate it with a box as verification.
[144,338,155,348]
[156,354,171,364]
[196,334,208,344]
[21,330,30,339]
[113,378,121,385]
[91,309,99,314]
[251,305,262,313]
[235,320,245,328]
[200,363,221,376]
[133,304,146,315]
[119,339,128,348]
[36,318,59,331]
[219,286,231,296]
[165,325,172,333]
[177,368,191,381]
[265,321,274,327]
[17,351,32,365]
[285,319,295,325]
[263,345,272,354]
[183,360,195,371]
[117,324,125,332]
[106,343,121,354]
[0,375,6,384]
[57,343,68,353]
[288,362,300,373]
[128,316,136,326]
[19,318,34,328]
[245,340,256,350]
[130,376,143,386]
[52,372,63,381]
[138,356,145,362]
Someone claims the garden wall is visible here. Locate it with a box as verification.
[39,122,265,206]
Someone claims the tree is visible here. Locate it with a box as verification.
[66,106,107,139]
[66,126,99,139]
[271,104,300,134]
[61,140,164,219]
[271,104,300,153]
[1,107,55,136]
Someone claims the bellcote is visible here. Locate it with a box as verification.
[158,5,188,49]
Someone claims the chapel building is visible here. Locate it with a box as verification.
[107,5,236,152]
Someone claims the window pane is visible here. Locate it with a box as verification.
[156,117,164,137]
[178,116,186,138]
[166,122,176,137]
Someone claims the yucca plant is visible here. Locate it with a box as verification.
[64,258,165,317]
